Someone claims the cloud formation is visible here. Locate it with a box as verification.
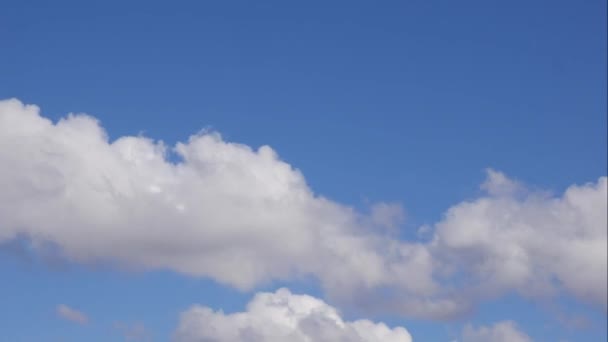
[461,321,532,342]
[174,288,413,342]
[431,169,607,310]
[1,99,606,319]
[0,98,446,317]
[56,304,88,325]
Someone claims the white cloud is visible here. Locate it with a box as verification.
[431,170,607,310]
[174,288,413,342]
[0,98,444,317]
[461,321,532,342]
[1,99,606,320]
[480,168,525,196]
[56,304,88,325]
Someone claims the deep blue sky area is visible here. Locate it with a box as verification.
[0,1,606,341]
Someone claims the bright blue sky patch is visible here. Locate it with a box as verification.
[0,1,606,341]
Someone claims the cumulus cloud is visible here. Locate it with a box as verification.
[461,321,532,342]
[0,98,448,317]
[0,99,606,319]
[431,170,607,310]
[56,304,88,325]
[174,288,412,342]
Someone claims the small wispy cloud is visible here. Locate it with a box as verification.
[56,304,88,325]
[114,321,151,341]
[462,321,532,342]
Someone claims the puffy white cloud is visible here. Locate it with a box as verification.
[0,99,444,317]
[431,170,607,310]
[174,288,412,342]
[56,304,88,325]
[1,99,606,320]
[461,321,532,342]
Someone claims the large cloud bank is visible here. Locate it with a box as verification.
[0,99,605,319]
[175,288,413,342]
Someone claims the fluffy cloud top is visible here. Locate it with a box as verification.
[174,288,412,342]
[432,170,607,310]
[1,99,606,319]
[56,304,88,325]
[461,321,532,342]
[0,98,447,317]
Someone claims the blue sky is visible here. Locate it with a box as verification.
[0,1,606,341]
